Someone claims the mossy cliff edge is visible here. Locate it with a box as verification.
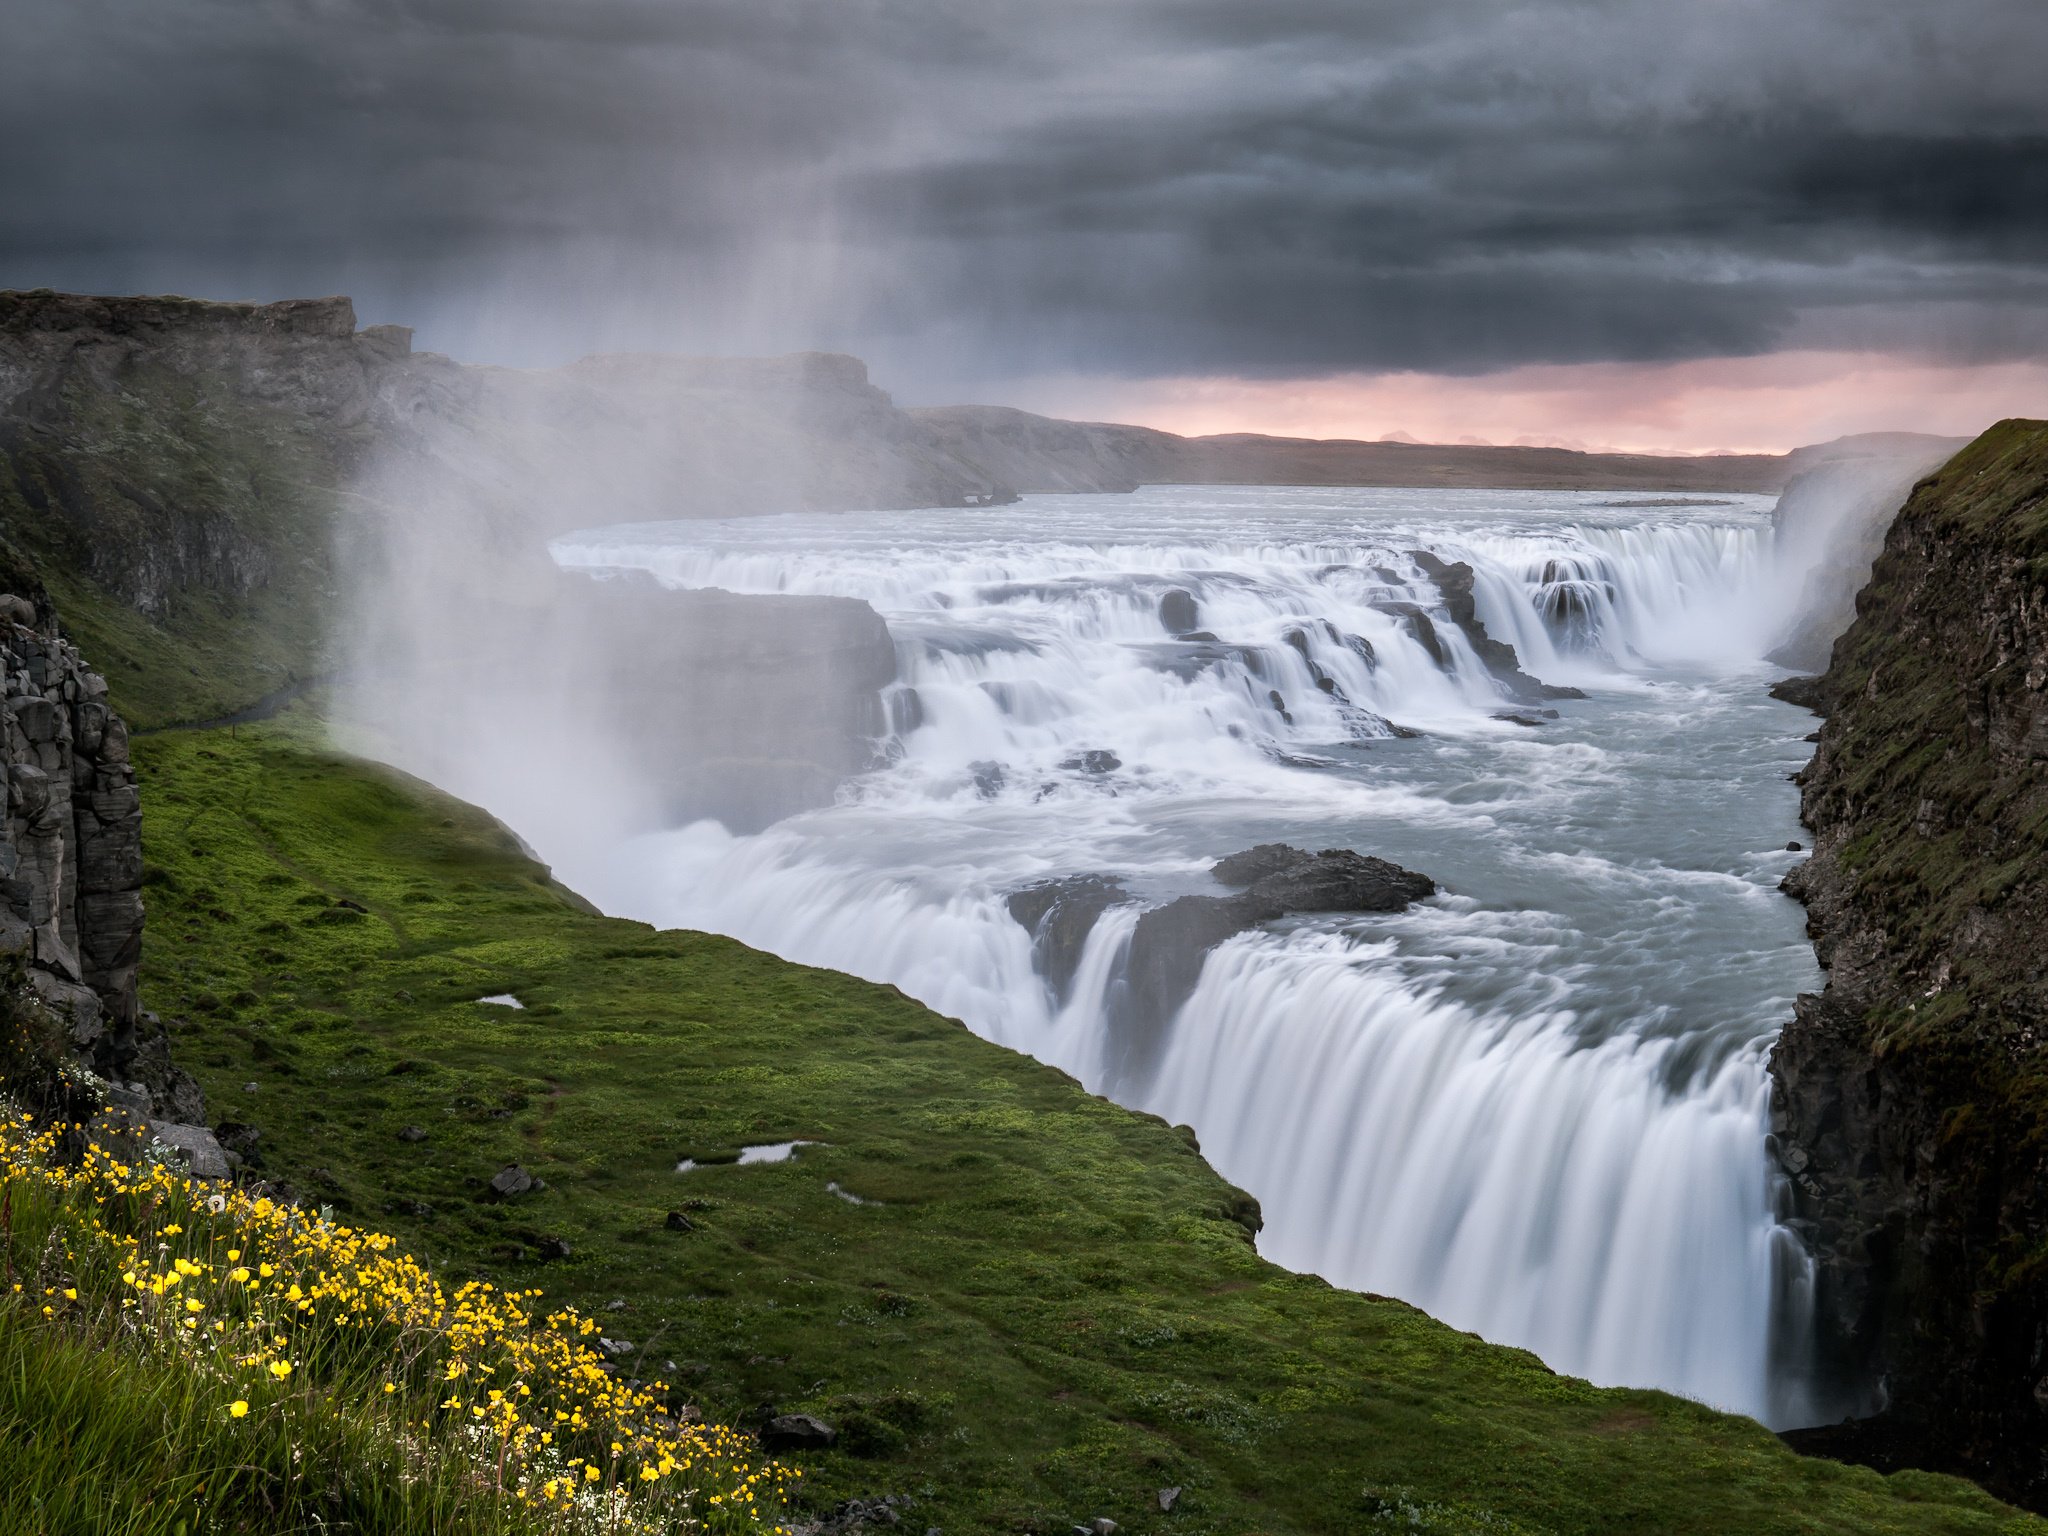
[1771,420,2048,1507]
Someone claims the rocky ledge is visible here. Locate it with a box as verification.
[1011,844,1436,1092]
[1767,420,2048,1509]
[0,559,200,1123]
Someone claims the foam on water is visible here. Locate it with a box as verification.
[550,485,1827,1427]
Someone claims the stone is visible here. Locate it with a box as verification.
[486,1163,535,1201]
[397,1124,427,1142]
[536,1236,572,1261]
[1786,840,1804,852]
[149,1121,230,1180]
[1158,1487,1181,1512]
[1089,1521,1119,1536]
[760,1412,838,1451]
[1006,875,1130,1003]
[1157,588,1201,636]
[214,1121,263,1169]
[1410,550,1584,702]
[1057,749,1121,775]
[1109,845,1434,1089]
[665,1209,696,1232]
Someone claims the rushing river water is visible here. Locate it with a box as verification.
[553,485,1826,1427]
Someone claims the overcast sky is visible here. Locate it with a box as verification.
[5,0,2046,445]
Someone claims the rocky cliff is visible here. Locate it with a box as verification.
[0,554,197,1121]
[0,290,998,730]
[1769,420,2048,1507]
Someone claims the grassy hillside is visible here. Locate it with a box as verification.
[0,348,349,728]
[123,712,2041,1535]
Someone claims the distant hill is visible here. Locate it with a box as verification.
[910,403,1855,494]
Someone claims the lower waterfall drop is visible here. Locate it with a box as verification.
[554,484,1827,1427]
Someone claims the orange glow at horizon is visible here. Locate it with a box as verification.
[1009,351,2048,456]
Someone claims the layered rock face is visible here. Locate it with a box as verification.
[0,587,195,1117]
[1768,421,2048,1506]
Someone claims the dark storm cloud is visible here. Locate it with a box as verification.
[4,0,2045,390]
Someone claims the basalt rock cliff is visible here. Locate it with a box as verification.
[1769,419,2048,1508]
[0,552,197,1121]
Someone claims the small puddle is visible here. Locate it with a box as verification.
[674,1140,821,1174]
[476,994,525,1009]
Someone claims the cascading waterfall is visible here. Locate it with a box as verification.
[553,485,1827,1428]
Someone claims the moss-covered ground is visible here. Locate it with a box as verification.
[127,713,2042,1535]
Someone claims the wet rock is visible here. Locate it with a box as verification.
[1211,843,1308,886]
[1234,847,1436,915]
[888,687,924,736]
[1410,550,1585,703]
[1058,749,1121,775]
[761,1412,838,1451]
[1374,601,1447,666]
[1110,845,1434,1089]
[1770,674,1831,713]
[486,1163,534,1201]
[1007,875,1130,1002]
[968,761,1006,799]
[1158,587,1201,636]
[1786,840,1804,852]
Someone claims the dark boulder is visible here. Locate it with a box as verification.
[1236,847,1437,915]
[1109,845,1435,1090]
[486,1163,534,1201]
[1007,874,1131,1002]
[761,1412,839,1451]
[1058,749,1121,775]
[1212,843,1307,886]
[1158,588,1201,636]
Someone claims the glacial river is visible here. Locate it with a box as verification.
[553,485,1826,1427]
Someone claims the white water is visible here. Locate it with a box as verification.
[551,485,1826,1427]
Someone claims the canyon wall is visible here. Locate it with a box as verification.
[1770,420,2048,1507]
[0,554,196,1119]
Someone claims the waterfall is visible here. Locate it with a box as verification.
[552,485,1824,1428]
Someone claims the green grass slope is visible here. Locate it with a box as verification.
[129,714,2040,1535]
[0,350,349,728]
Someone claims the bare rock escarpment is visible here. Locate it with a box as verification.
[1768,420,2048,1508]
[0,569,198,1120]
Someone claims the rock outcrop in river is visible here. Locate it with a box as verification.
[1769,420,2048,1509]
[1013,845,1436,1094]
